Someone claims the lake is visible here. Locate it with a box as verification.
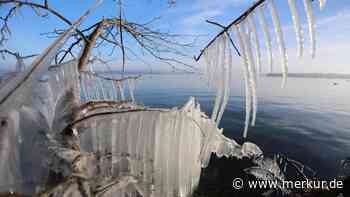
[134,74,350,191]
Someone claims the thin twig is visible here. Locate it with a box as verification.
[205,20,241,57]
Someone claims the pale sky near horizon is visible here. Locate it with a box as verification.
[1,0,350,74]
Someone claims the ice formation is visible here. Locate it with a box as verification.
[216,33,232,125]
[0,27,262,197]
[199,0,326,137]
[79,71,137,103]
[128,78,136,103]
[319,0,327,10]
[257,5,273,73]
[288,0,304,57]
[0,3,95,111]
[303,0,316,58]
[268,0,288,87]
[66,98,263,197]
[247,14,262,74]
[210,36,225,124]
[234,25,253,138]
[15,57,26,72]
[241,22,258,126]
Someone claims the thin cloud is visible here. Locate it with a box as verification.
[181,0,253,27]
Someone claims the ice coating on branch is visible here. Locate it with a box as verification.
[235,25,252,138]
[243,21,258,126]
[34,97,262,197]
[247,14,262,74]
[34,61,79,131]
[319,0,326,10]
[257,5,273,73]
[0,24,77,111]
[0,2,96,111]
[80,72,137,102]
[288,0,304,58]
[269,0,288,87]
[304,0,316,58]
[72,99,204,197]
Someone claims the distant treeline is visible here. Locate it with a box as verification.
[265,73,350,79]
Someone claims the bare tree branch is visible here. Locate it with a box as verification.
[1,0,197,73]
[0,49,38,60]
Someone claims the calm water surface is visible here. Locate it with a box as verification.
[134,74,350,180]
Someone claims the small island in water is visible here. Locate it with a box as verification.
[265,73,350,79]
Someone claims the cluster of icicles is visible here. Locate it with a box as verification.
[80,71,137,103]
[201,0,326,138]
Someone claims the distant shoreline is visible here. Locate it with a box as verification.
[265,73,350,79]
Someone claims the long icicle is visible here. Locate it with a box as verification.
[242,22,258,126]
[235,25,252,138]
[216,35,227,124]
[288,0,304,58]
[303,0,316,58]
[257,5,273,73]
[216,33,231,125]
[211,36,225,122]
[247,14,262,74]
[269,0,288,87]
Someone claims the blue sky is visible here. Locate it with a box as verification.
[1,0,350,73]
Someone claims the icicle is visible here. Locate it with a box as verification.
[15,57,25,72]
[111,80,118,100]
[215,35,227,125]
[247,14,262,74]
[303,0,316,58]
[80,75,86,101]
[319,0,326,10]
[128,79,135,103]
[117,81,125,100]
[241,22,258,126]
[269,0,288,87]
[234,25,252,138]
[97,77,106,100]
[288,0,304,58]
[92,76,100,100]
[257,5,273,73]
[211,36,225,122]
[216,33,232,125]
[83,74,91,101]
